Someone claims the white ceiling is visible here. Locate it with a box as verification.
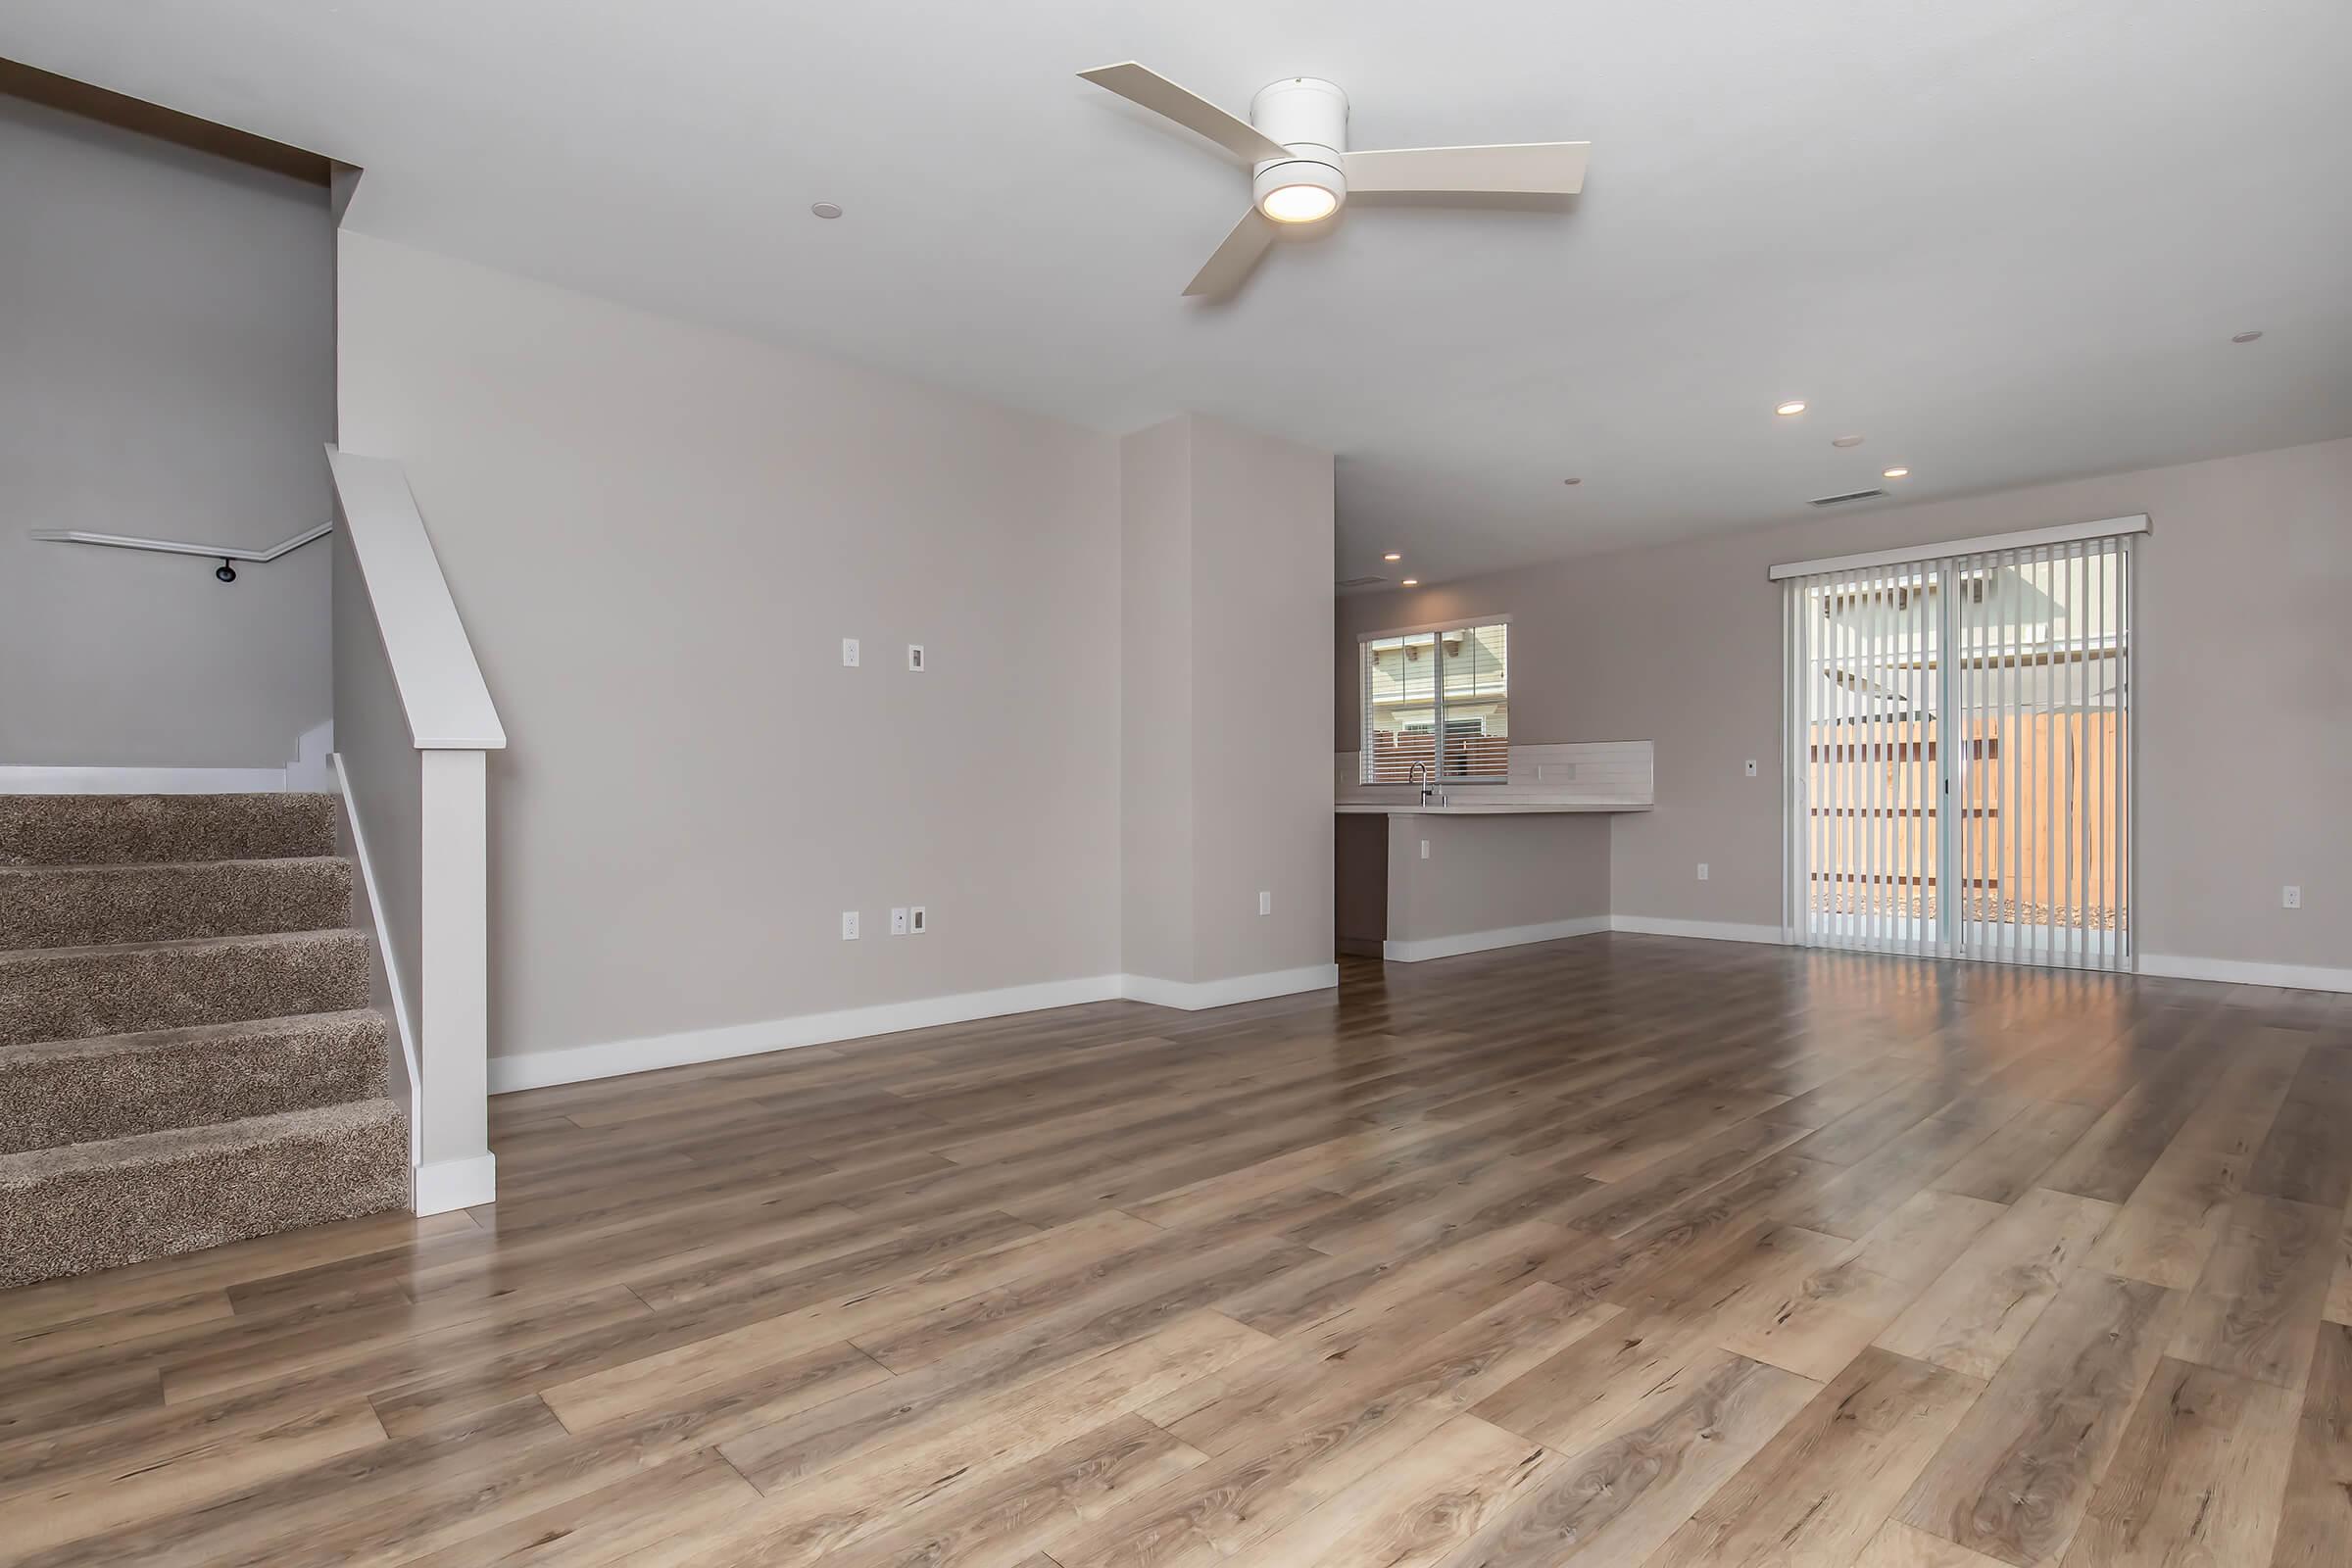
[7,1,2349,585]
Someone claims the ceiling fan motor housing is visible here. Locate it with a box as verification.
[1250,76,1348,216]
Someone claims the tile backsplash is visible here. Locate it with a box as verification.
[1335,740,1654,806]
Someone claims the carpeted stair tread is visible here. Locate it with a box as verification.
[0,788,408,1291]
[0,857,355,949]
[0,929,370,1047]
[0,792,337,866]
[0,1099,408,1288]
[0,1010,388,1154]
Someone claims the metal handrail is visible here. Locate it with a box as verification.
[28,522,332,563]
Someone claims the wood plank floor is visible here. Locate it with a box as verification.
[5,934,2349,1567]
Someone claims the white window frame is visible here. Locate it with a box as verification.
[1357,614,1512,786]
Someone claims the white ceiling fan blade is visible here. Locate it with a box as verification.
[1079,62,1292,165]
[1344,141,1590,195]
[1183,210,1279,298]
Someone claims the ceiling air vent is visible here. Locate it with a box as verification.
[1809,487,1888,508]
[1336,575,1389,588]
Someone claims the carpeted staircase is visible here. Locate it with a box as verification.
[0,793,409,1288]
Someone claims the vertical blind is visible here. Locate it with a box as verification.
[1781,532,2133,969]
[1360,622,1510,783]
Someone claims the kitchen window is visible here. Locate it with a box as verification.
[1359,620,1510,783]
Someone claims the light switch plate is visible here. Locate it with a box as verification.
[1696,862,1710,881]
[1257,891,1272,916]
[908,906,928,934]
[906,644,925,672]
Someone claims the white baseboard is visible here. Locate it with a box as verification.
[414,1152,497,1214]
[489,974,1128,1093]
[489,964,1345,1094]
[285,721,336,793]
[0,764,289,794]
[475,931,2347,1103]
[0,727,335,796]
[1383,916,1610,963]
[1119,963,1340,1010]
[1609,914,1788,946]
[2139,954,2352,994]
[1592,920,2347,993]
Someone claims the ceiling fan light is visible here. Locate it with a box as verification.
[1260,181,1339,223]
[1251,156,1345,226]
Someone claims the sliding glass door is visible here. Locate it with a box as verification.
[1784,560,1943,956]
[1947,538,2132,966]
[1783,531,2133,969]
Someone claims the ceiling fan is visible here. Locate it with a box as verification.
[1078,63,1589,299]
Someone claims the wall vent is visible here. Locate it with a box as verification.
[1809,488,1888,507]
[1336,575,1389,588]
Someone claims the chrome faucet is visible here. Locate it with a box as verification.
[1408,760,1435,807]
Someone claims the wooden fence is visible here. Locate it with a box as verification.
[1365,730,1510,782]
[1806,712,2127,926]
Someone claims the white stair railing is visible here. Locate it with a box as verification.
[29,522,332,582]
[325,446,504,1216]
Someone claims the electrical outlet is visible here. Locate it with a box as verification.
[1696,862,1710,881]
[1743,760,1758,777]
[906,644,925,672]
[840,637,859,667]
[890,906,909,935]
[908,906,928,934]
[1258,891,1272,916]
[840,910,859,940]
[2282,885,2303,909]
[1420,839,1431,859]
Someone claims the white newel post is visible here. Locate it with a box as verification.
[413,747,495,1212]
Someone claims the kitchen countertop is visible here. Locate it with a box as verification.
[1333,801,1651,815]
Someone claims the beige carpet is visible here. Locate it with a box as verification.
[0,793,407,1289]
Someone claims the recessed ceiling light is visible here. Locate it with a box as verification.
[1400,577,1421,587]
[1832,435,1865,449]
[2231,330,2264,343]
[1776,401,1807,416]
[1882,466,1910,479]
[809,202,844,220]
[1383,552,1402,562]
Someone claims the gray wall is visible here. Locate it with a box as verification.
[1118,418,1198,982]
[0,91,332,767]
[1186,416,1337,982]
[1120,415,1336,986]
[1386,814,1612,947]
[1338,437,2352,971]
[336,232,1125,1061]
